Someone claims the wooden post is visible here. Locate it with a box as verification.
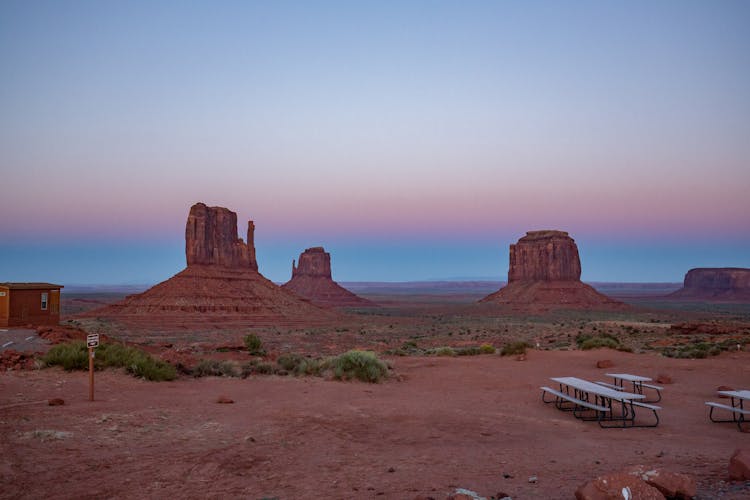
[88,347,94,401]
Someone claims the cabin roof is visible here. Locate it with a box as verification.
[0,282,64,290]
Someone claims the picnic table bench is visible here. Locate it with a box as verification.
[542,377,660,428]
[706,389,750,431]
[601,373,663,403]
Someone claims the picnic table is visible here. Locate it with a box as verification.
[602,373,663,403]
[706,389,750,431]
[541,376,660,428]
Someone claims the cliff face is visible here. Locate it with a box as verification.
[670,268,750,301]
[508,230,581,282]
[185,202,257,270]
[283,247,374,308]
[480,230,625,310]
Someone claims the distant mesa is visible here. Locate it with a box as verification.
[668,268,750,301]
[82,203,337,327]
[282,247,374,308]
[480,230,626,310]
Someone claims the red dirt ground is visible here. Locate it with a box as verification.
[2,349,749,499]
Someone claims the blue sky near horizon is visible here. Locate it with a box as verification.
[1,1,749,285]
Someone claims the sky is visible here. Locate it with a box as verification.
[1,0,749,285]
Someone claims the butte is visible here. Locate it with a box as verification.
[281,247,374,308]
[479,230,626,310]
[83,203,337,328]
[668,267,750,301]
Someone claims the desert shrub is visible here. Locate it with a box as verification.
[662,342,722,359]
[43,341,88,371]
[456,346,482,356]
[277,353,306,372]
[329,350,388,383]
[579,336,620,350]
[243,334,265,356]
[432,346,456,357]
[192,359,239,378]
[479,343,496,354]
[501,341,529,356]
[43,341,176,381]
[242,360,277,377]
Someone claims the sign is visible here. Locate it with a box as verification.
[86,333,99,348]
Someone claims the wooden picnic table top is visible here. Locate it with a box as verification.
[718,390,750,400]
[551,377,645,401]
[606,373,652,382]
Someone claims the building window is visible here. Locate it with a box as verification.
[41,292,48,310]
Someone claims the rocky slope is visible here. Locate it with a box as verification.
[669,268,750,301]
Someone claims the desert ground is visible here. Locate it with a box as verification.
[2,283,750,499]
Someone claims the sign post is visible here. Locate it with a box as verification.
[86,334,99,401]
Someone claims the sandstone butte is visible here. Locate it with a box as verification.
[281,247,374,308]
[81,203,338,327]
[480,230,626,310]
[668,267,750,301]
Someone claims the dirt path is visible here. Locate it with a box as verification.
[2,349,749,499]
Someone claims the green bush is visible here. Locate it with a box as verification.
[662,342,722,359]
[501,341,529,356]
[43,341,176,381]
[192,359,239,377]
[242,360,277,377]
[277,353,306,372]
[479,344,496,354]
[43,341,88,371]
[456,346,482,356]
[433,346,456,357]
[579,337,620,350]
[329,350,388,383]
[243,334,265,355]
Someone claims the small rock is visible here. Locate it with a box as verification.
[596,359,613,369]
[503,473,513,479]
[387,467,395,473]
[48,398,65,406]
[627,465,696,499]
[575,472,664,500]
[496,492,511,500]
[527,476,537,484]
[216,396,234,404]
[729,449,750,480]
[515,354,526,361]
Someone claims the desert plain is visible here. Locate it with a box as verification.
[2,281,750,500]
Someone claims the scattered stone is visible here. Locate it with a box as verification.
[502,473,513,479]
[528,476,537,484]
[729,449,750,480]
[596,360,613,369]
[627,465,696,499]
[655,374,673,384]
[387,467,395,473]
[575,472,664,499]
[47,398,64,406]
[515,354,526,361]
[496,493,511,500]
[216,396,234,404]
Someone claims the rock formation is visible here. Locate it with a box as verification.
[480,230,626,310]
[282,247,374,308]
[82,203,337,328]
[185,202,257,269]
[669,268,750,301]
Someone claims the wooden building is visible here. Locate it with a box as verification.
[0,283,63,327]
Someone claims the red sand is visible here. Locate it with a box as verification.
[2,349,749,499]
